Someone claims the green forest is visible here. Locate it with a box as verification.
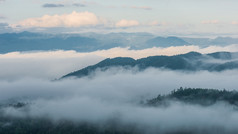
[0,88,238,134]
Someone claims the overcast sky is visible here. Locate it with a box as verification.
[0,0,238,35]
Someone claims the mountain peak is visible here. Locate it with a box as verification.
[178,51,202,59]
[97,57,136,67]
[146,36,190,47]
[61,51,238,79]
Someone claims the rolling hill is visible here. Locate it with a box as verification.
[61,51,238,79]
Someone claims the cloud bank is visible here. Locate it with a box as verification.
[0,51,104,80]
[16,11,102,28]
[0,45,238,133]
[1,68,238,133]
[116,19,139,27]
[1,45,238,80]
[232,21,238,25]
[202,20,219,24]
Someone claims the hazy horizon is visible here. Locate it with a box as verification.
[1,0,238,37]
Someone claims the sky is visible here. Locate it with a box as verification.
[0,0,238,36]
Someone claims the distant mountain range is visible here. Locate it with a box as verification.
[61,51,238,79]
[182,37,238,46]
[1,32,238,53]
[145,36,190,47]
[0,32,100,53]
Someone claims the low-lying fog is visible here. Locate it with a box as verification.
[1,45,238,133]
[1,68,238,133]
[1,44,238,80]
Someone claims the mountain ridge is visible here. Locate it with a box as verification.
[61,51,238,79]
[2,32,238,53]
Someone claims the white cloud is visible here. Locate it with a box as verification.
[0,51,104,80]
[232,21,238,25]
[148,20,159,26]
[1,45,238,132]
[15,11,102,28]
[89,44,238,59]
[2,68,238,133]
[116,19,139,27]
[201,20,219,24]
[1,45,238,80]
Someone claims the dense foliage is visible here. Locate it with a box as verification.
[147,87,238,106]
[0,115,142,134]
[1,88,238,134]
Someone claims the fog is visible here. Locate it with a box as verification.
[1,67,238,133]
[1,68,238,101]
[1,44,238,80]
[0,52,104,80]
[1,46,238,133]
